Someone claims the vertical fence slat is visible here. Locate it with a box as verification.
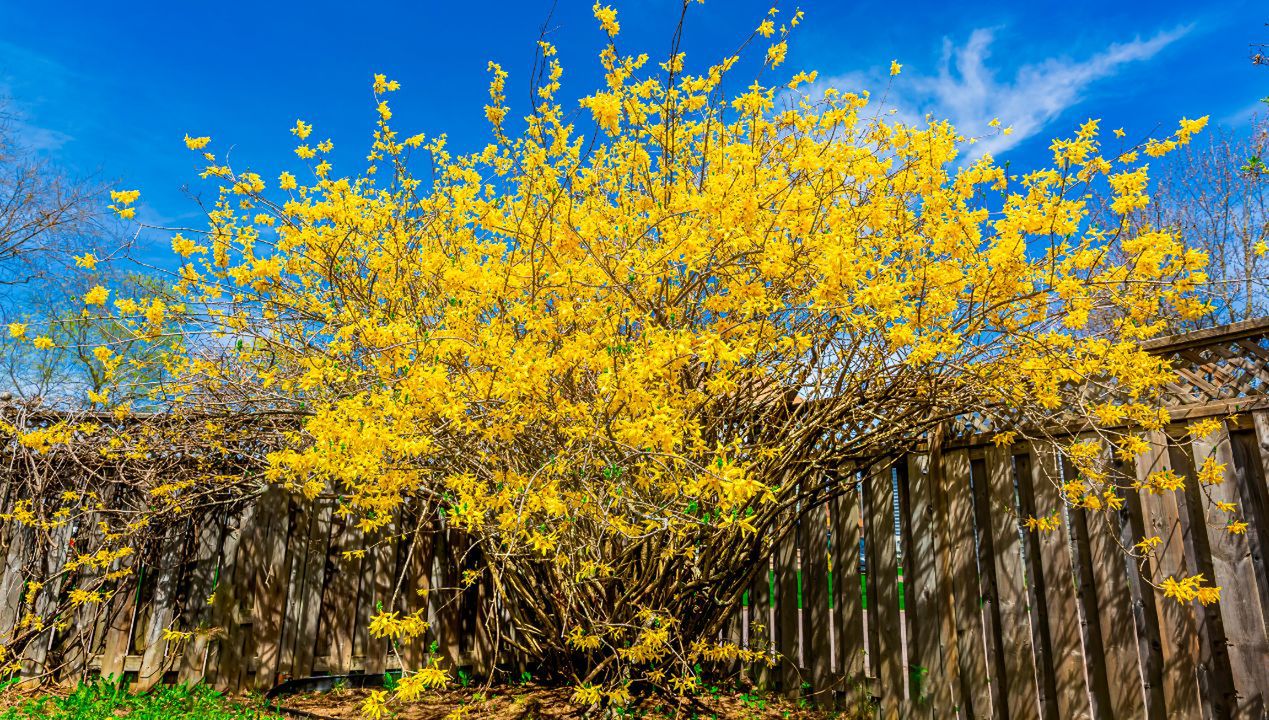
[1191,425,1269,718]
[968,455,1010,720]
[803,487,834,704]
[831,470,865,692]
[928,441,958,719]
[864,461,903,718]
[208,501,254,690]
[939,448,990,719]
[1029,442,1092,720]
[178,516,224,684]
[1011,450,1060,720]
[292,497,334,679]
[1134,430,1202,718]
[364,515,398,675]
[322,512,361,675]
[399,512,434,673]
[251,488,292,689]
[1058,454,1113,720]
[1168,434,1237,719]
[776,501,803,694]
[1113,458,1167,720]
[984,446,1039,720]
[135,529,183,691]
[905,452,948,714]
[1083,475,1147,720]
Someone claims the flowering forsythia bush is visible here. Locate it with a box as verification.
[0,1,1241,710]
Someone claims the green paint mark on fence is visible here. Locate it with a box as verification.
[897,564,905,611]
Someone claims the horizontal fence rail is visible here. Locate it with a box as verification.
[1,318,1268,718]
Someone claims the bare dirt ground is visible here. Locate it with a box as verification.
[276,685,855,719]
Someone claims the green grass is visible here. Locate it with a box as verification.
[1,678,282,719]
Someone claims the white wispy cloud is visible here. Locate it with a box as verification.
[810,25,1191,158]
[0,42,79,154]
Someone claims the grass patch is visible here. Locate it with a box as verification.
[0,678,281,719]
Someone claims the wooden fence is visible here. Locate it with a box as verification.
[2,317,1269,718]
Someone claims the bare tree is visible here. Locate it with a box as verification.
[0,101,102,290]
[1145,116,1269,328]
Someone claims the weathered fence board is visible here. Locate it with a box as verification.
[0,318,1268,720]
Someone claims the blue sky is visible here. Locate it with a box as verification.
[1,0,1265,258]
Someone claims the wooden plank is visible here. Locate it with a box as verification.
[802,487,834,705]
[894,456,923,718]
[135,528,185,690]
[776,502,803,695]
[1114,458,1167,720]
[1057,455,1113,720]
[321,508,362,675]
[251,488,292,690]
[1028,442,1092,720]
[98,561,141,681]
[921,437,970,717]
[364,515,398,675]
[1080,458,1147,720]
[20,521,73,680]
[864,460,902,717]
[399,511,434,673]
[968,455,1010,720]
[1231,427,1269,628]
[904,452,953,716]
[983,446,1039,719]
[748,548,776,690]
[1166,435,1237,719]
[0,525,32,638]
[207,501,255,691]
[1192,425,1269,718]
[1235,417,1269,638]
[289,497,334,679]
[1012,450,1060,720]
[938,448,991,719]
[831,471,865,695]
[178,516,225,684]
[1133,430,1202,718]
